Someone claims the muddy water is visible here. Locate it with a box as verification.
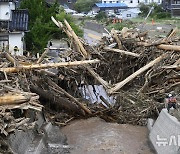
[62,117,154,154]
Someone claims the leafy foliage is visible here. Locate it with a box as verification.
[20,0,83,53]
[56,10,83,37]
[139,3,171,19]
[95,11,107,21]
[139,3,149,17]
[107,20,135,31]
[74,0,99,13]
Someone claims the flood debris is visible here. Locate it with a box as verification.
[0,17,179,147]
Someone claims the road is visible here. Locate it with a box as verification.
[83,28,103,46]
[62,117,154,154]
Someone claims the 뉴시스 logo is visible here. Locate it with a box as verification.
[156,135,180,146]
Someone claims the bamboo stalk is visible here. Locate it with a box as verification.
[0,59,100,73]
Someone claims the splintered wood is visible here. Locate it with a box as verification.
[0,17,179,137]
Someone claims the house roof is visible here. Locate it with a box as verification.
[9,9,29,32]
[0,0,15,2]
[95,3,128,8]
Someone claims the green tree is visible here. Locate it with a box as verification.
[20,0,59,53]
[150,3,171,19]
[20,0,83,53]
[139,3,150,17]
[74,0,100,13]
[56,10,83,37]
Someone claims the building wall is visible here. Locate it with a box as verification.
[142,0,162,4]
[122,10,139,18]
[9,32,24,55]
[121,0,162,7]
[122,0,141,7]
[92,6,100,13]
[102,0,120,3]
[0,2,15,20]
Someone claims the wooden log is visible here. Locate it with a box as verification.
[64,19,88,58]
[51,16,72,38]
[157,44,180,51]
[108,54,167,94]
[3,52,17,65]
[0,59,100,73]
[162,65,180,69]
[37,48,49,63]
[48,80,92,114]
[104,47,140,57]
[174,58,180,65]
[111,28,123,50]
[164,27,178,41]
[0,94,31,105]
[137,41,180,51]
[86,65,110,89]
[30,85,84,115]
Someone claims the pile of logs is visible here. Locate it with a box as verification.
[0,18,179,132]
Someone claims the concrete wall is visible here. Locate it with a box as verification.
[84,22,107,34]
[9,32,24,55]
[149,109,180,154]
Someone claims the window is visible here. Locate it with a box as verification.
[104,1,106,3]
[67,0,71,3]
[117,1,119,2]
[110,1,112,3]
[130,0,133,3]
[127,14,131,17]
[138,0,140,3]
[174,0,180,4]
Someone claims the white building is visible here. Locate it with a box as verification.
[0,0,28,56]
[121,8,141,18]
[102,0,162,7]
[102,0,121,3]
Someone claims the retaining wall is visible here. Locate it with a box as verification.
[84,21,106,34]
[149,109,180,154]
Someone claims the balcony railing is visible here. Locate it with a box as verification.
[171,4,180,9]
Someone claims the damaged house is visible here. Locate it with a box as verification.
[0,0,28,55]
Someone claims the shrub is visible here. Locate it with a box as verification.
[95,11,107,21]
[139,3,150,17]
[74,0,99,13]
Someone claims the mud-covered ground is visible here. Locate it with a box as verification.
[62,117,155,154]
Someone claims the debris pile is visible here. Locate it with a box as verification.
[0,18,179,135]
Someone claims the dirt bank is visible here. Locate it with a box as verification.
[62,117,154,154]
